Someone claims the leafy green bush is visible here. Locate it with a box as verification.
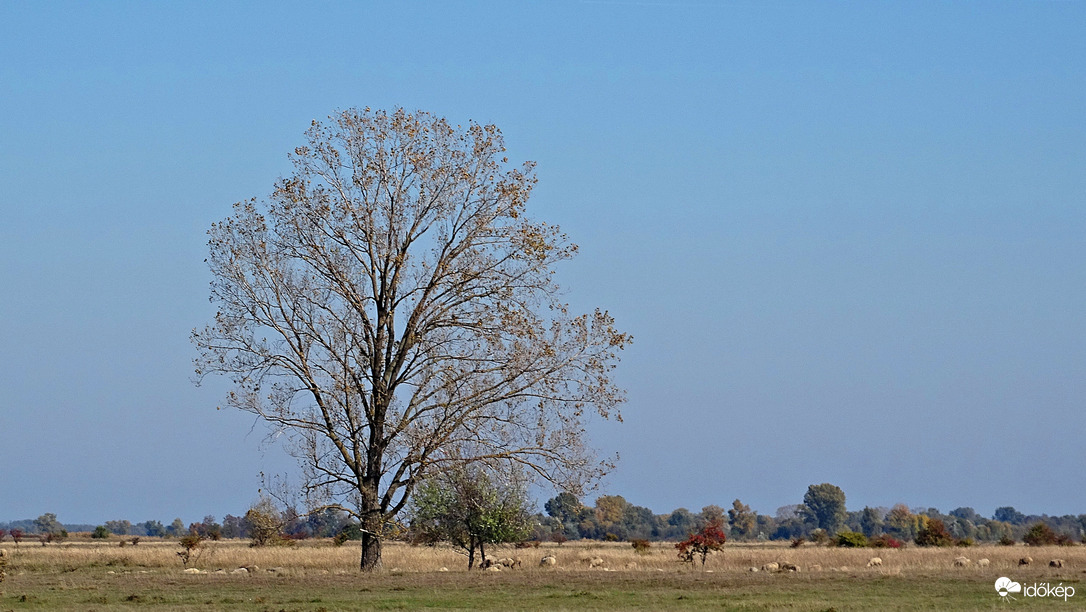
[332,523,362,547]
[91,526,110,539]
[1023,523,1058,546]
[836,531,868,548]
[630,539,651,554]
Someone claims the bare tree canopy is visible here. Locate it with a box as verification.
[192,107,629,571]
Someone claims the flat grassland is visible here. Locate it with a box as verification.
[1,539,1082,610]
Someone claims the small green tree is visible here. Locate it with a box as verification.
[91,526,110,539]
[34,513,63,536]
[859,506,883,538]
[728,499,756,539]
[1022,522,1059,546]
[408,465,532,570]
[166,518,186,538]
[104,520,132,536]
[141,520,167,538]
[800,484,847,535]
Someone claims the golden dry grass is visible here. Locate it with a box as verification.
[4,537,1084,577]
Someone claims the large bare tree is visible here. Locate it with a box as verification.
[193,108,629,571]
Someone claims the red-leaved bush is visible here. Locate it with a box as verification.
[870,534,903,549]
[676,519,727,566]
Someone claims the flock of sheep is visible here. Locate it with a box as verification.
[167,551,1073,575]
[409,553,1075,575]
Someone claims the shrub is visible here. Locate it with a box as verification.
[1056,533,1075,547]
[176,534,204,567]
[91,526,110,539]
[836,531,868,548]
[956,538,974,547]
[870,534,903,549]
[245,500,284,547]
[332,523,362,546]
[1023,523,1059,546]
[810,529,829,545]
[915,519,955,547]
[790,537,806,548]
[630,539,651,554]
[550,532,568,545]
[9,529,22,547]
[676,519,727,566]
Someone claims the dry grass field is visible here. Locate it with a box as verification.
[2,538,1083,610]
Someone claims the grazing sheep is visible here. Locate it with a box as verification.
[761,562,779,572]
[183,568,203,574]
[498,557,522,569]
[438,567,449,572]
[781,563,799,572]
[954,556,971,567]
[977,559,989,568]
[809,564,822,572]
[589,557,605,569]
[1019,557,1033,566]
[485,565,502,572]
[540,555,557,567]
[1049,559,1064,568]
[748,567,759,572]
[866,557,883,568]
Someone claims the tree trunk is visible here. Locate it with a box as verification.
[360,531,382,572]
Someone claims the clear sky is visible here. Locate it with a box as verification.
[2,1,1084,525]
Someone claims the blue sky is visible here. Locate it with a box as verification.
[1,1,1084,525]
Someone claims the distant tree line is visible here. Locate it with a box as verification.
[4,483,1085,547]
[529,485,1086,546]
